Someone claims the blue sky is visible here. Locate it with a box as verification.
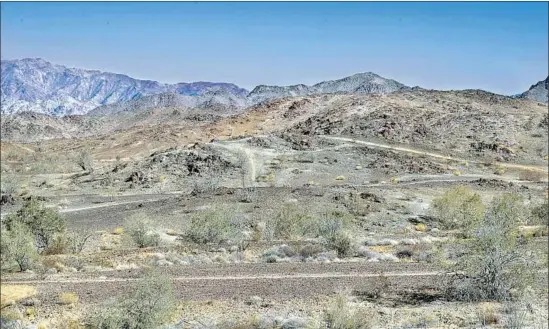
[1,2,547,94]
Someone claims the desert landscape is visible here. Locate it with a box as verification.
[1,2,548,328]
[1,56,548,329]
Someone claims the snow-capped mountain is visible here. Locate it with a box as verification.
[1,58,248,116]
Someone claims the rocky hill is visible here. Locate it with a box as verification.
[517,77,549,103]
[247,72,409,104]
[87,90,249,117]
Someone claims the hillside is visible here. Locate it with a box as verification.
[517,76,549,103]
[0,58,248,116]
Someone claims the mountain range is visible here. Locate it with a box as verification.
[1,58,547,117]
[1,58,247,116]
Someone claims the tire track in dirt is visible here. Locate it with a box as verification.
[322,136,548,174]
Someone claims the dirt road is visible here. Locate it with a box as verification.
[2,262,444,305]
[322,136,548,174]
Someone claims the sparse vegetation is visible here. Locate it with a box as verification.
[324,294,376,329]
[269,204,316,240]
[58,292,79,306]
[447,193,539,301]
[0,174,19,196]
[529,199,548,226]
[1,222,37,272]
[185,208,240,244]
[88,270,175,329]
[429,185,485,231]
[124,214,160,248]
[4,199,67,252]
[76,150,94,173]
[66,230,93,254]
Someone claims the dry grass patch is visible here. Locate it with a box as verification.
[414,223,427,232]
[58,292,79,306]
[369,245,395,254]
[1,285,36,308]
[477,302,501,326]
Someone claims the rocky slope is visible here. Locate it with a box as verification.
[1,58,248,116]
[247,72,410,104]
[517,77,549,104]
[88,90,249,117]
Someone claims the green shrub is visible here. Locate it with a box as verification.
[529,199,548,226]
[186,209,235,244]
[324,294,375,329]
[2,222,37,272]
[269,204,316,239]
[124,215,160,248]
[89,270,175,329]
[4,199,67,252]
[448,194,539,301]
[429,185,485,231]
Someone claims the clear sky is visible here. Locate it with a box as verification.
[1,2,547,94]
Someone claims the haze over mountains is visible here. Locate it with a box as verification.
[1,58,547,117]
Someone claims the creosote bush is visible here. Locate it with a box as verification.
[124,214,160,248]
[88,270,176,329]
[324,294,376,329]
[269,204,317,240]
[185,208,240,244]
[446,193,540,302]
[429,185,485,231]
[1,221,37,272]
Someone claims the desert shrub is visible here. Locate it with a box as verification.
[269,204,316,239]
[4,199,67,252]
[476,303,501,326]
[327,232,353,258]
[90,305,128,329]
[44,234,68,255]
[316,211,353,257]
[0,174,19,196]
[88,270,175,329]
[124,214,160,248]
[414,223,426,232]
[299,244,324,258]
[429,185,485,231]
[185,209,238,244]
[448,194,539,301]
[77,150,94,173]
[529,199,548,226]
[323,294,376,329]
[262,245,297,261]
[66,230,93,254]
[1,222,37,272]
